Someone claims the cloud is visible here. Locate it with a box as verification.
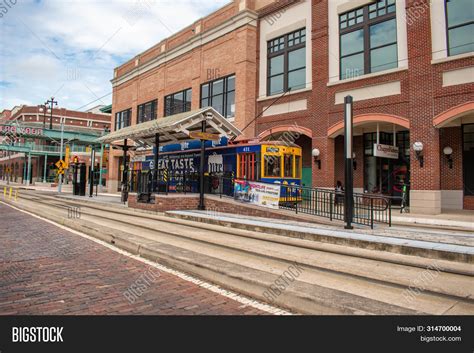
[0,0,228,111]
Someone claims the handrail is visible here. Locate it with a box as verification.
[125,171,393,228]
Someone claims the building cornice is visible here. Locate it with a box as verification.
[111,9,258,88]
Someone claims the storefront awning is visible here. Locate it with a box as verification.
[97,107,241,147]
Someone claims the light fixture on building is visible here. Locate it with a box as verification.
[312,148,321,169]
[443,146,453,169]
[413,142,424,167]
[352,152,357,171]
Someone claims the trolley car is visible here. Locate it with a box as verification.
[129,138,302,201]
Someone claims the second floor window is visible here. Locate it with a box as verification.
[164,89,192,117]
[115,109,131,131]
[446,0,474,56]
[137,100,157,124]
[200,75,235,119]
[339,0,397,80]
[267,28,306,96]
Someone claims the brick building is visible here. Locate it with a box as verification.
[0,105,111,184]
[110,0,473,214]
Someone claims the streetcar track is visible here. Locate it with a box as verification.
[9,191,474,309]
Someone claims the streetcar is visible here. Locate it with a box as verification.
[129,138,302,201]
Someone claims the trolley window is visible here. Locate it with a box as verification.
[238,153,257,180]
[284,154,293,177]
[264,155,281,177]
[295,155,302,178]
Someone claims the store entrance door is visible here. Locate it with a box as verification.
[364,131,410,202]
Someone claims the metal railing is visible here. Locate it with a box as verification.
[125,170,393,228]
[280,184,392,228]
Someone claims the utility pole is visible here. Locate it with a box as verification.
[26,152,32,186]
[98,127,109,194]
[89,146,95,197]
[58,119,65,193]
[6,149,10,185]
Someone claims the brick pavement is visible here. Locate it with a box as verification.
[0,203,266,315]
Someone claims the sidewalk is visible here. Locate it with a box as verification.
[392,209,474,231]
[0,180,118,199]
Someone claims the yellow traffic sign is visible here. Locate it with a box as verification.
[55,160,67,169]
[56,168,65,175]
[189,131,220,141]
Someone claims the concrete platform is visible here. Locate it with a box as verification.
[167,210,474,264]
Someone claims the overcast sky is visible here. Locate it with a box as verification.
[0,0,228,111]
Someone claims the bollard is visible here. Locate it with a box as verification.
[3,187,6,199]
[14,189,18,202]
[9,187,12,200]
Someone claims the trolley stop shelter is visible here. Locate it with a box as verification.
[97,107,242,206]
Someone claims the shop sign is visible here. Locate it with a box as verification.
[374,143,399,159]
[0,125,44,136]
[234,180,281,209]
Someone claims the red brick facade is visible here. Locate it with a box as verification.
[111,0,473,213]
[254,0,474,212]
[0,105,111,183]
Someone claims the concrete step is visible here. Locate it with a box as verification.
[4,193,474,315]
[166,210,474,264]
[13,191,474,274]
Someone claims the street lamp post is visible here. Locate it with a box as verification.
[38,104,49,128]
[344,95,354,230]
[46,97,58,130]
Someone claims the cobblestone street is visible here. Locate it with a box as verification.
[0,203,265,315]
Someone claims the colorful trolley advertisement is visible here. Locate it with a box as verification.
[234,180,281,209]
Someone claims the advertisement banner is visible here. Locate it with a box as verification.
[234,180,281,209]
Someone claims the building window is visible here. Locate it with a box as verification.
[339,0,397,80]
[200,75,235,119]
[115,109,131,131]
[445,0,474,56]
[463,124,474,196]
[137,100,157,124]
[267,28,306,96]
[164,89,191,117]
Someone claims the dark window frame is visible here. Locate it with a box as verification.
[462,123,474,196]
[115,108,132,131]
[445,0,474,56]
[164,88,192,117]
[266,28,306,96]
[339,0,397,80]
[137,99,157,124]
[200,74,236,119]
